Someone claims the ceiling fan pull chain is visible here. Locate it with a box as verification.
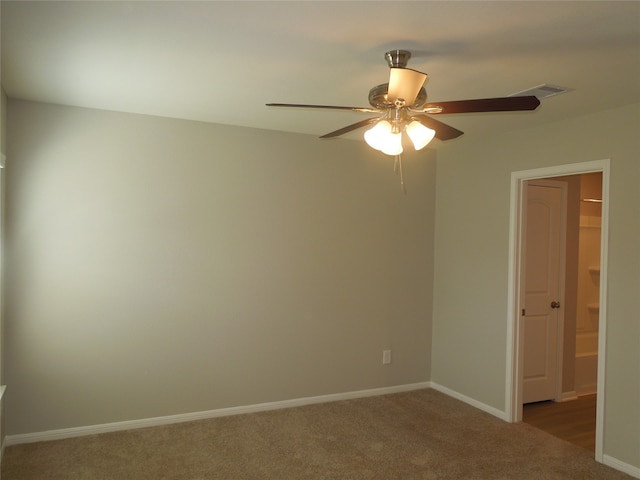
[394,155,407,194]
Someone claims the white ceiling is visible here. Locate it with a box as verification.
[2,1,639,145]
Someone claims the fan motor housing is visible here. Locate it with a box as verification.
[368,83,427,109]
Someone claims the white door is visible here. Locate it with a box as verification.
[522,180,566,404]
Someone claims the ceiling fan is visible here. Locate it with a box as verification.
[266,50,540,189]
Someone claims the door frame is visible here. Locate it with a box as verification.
[505,159,610,463]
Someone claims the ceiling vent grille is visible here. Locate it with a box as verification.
[510,84,572,99]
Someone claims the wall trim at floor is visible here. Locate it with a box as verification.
[1,384,6,464]
[5,381,637,478]
[429,382,509,421]
[559,390,579,402]
[5,382,431,446]
[428,383,638,478]
[603,455,640,479]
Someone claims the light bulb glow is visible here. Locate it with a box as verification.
[380,131,403,156]
[405,121,436,150]
[364,121,392,151]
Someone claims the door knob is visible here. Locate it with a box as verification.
[550,301,561,309]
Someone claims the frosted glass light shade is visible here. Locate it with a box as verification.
[364,121,392,151]
[380,131,403,156]
[405,121,436,150]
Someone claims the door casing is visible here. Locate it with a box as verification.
[505,159,610,463]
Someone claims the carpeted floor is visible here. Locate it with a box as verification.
[1,389,633,479]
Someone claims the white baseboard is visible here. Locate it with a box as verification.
[5,381,431,446]
[429,382,509,421]
[603,455,640,479]
[1,384,6,470]
[6,382,639,479]
[559,390,579,402]
[429,383,640,478]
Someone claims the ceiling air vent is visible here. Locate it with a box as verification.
[510,84,572,99]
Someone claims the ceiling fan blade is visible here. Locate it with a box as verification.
[319,118,380,138]
[412,114,464,141]
[421,95,540,114]
[387,68,428,107]
[266,103,379,113]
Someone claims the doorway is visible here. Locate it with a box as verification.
[521,172,601,453]
[505,160,610,463]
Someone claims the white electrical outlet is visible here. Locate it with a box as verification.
[382,350,392,365]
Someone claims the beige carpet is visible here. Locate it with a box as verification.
[2,389,633,479]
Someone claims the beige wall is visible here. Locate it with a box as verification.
[1,88,7,449]
[1,89,6,154]
[432,102,640,468]
[1,88,7,382]
[4,96,638,471]
[4,99,436,434]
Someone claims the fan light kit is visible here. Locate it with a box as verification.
[267,50,541,191]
